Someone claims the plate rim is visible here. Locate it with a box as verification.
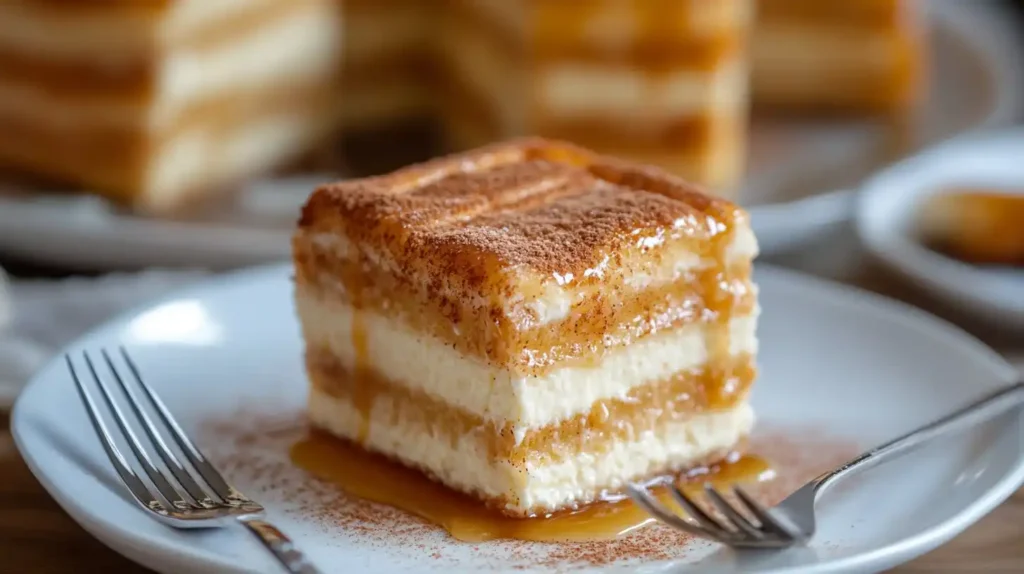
[11,263,1023,574]
[854,125,1024,323]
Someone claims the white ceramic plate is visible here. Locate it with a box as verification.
[0,0,1020,269]
[856,127,1024,328]
[12,264,1023,573]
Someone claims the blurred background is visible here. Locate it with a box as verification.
[0,0,1020,276]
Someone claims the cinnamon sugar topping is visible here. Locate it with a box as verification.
[298,138,745,280]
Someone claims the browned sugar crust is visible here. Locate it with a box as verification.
[299,137,744,280]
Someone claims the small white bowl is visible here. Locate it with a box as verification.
[856,127,1024,327]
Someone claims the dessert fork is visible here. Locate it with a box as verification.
[67,347,322,573]
[629,379,1024,549]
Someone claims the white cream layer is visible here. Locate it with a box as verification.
[308,387,754,514]
[296,289,758,433]
[0,0,342,133]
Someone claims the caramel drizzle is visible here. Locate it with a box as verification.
[291,430,773,541]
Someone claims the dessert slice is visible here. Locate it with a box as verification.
[438,0,752,195]
[752,0,927,114]
[293,138,759,516]
[0,0,344,212]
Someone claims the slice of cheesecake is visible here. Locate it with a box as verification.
[293,138,759,516]
[0,0,345,212]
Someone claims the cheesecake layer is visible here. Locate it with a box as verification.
[308,384,754,515]
[297,293,757,430]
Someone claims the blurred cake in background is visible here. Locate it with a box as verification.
[0,0,345,213]
[438,0,752,195]
[752,0,927,114]
[0,0,936,214]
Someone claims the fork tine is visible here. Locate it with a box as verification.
[626,485,727,541]
[67,355,166,515]
[119,347,247,505]
[732,486,800,541]
[83,351,192,511]
[101,349,216,508]
[703,485,765,540]
[669,483,734,538]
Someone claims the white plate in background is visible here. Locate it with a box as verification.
[856,126,1024,328]
[12,264,1023,573]
[747,0,1024,254]
[0,0,1020,269]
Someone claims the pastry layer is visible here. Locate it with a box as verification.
[297,294,757,429]
[308,384,754,515]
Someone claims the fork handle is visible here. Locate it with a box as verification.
[815,380,1024,495]
[239,516,322,574]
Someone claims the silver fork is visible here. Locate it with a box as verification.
[67,347,322,573]
[629,379,1024,549]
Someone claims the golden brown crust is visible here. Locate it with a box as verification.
[299,137,743,279]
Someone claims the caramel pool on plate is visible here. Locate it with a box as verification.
[291,431,773,543]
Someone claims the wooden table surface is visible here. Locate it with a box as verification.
[0,263,1020,572]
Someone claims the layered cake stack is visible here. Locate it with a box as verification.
[0,0,345,212]
[439,0,753,195]
[752,0,927,114]
[293,138,760,515]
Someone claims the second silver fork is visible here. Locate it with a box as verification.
[629,379,1024,549]
[68,347,321,574]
